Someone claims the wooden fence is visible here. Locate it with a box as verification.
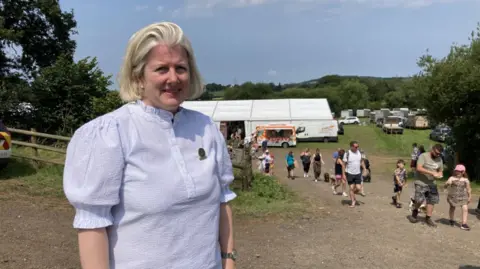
[8,128,255,190]
[9,128,69,166]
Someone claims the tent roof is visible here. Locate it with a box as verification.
[181,98,333,121]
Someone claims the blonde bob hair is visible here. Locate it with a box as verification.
[118,22,205,102]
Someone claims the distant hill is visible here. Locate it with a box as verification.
[283,74,412,89]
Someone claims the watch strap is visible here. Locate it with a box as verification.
[221,250,237,261]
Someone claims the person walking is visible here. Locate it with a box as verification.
[343,141,364,207]
[444,164,472,230]
[300,148,312,178]
[410,143,419,176]
[312,148,325,182]
[392,159,407,208]
[409,144,444,227]
[286,151,296,179]
[332,149,348,197]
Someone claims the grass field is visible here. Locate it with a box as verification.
[300,123,437,157]
[299,124,480,191]
[1,123,479,201]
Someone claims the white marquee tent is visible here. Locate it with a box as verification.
[181,99,336,138]
[182,98,333,121]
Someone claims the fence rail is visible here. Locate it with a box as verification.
[8,128,254,190]
[9,128,69,166]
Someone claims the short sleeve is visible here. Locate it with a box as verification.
[417,153,425,168]
[212,124,237,203]
[63,116,125,229]
[342,152,348,163]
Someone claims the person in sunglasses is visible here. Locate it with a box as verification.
[409,144,444,227]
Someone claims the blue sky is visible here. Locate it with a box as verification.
[59,0,480,87]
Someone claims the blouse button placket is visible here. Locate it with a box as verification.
[169,121,196,198]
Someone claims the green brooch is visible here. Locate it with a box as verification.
[198,148,207,160]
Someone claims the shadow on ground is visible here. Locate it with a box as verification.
[0,159,37,180]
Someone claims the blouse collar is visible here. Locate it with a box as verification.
[136,100,184,123]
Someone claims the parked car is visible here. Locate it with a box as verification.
[338,116,360,125]
[0,120,12,169]
[337,124,344,135]
[429,125,451,142]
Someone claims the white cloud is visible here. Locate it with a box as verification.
[157,6,164,12]
[267,69,278,76]
[135,5,149,11]
[182,0,465,11]
[175,0,470,18]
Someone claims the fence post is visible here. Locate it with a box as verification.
[30,128,41,168]
[242,141,253,191]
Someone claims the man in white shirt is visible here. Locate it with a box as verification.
[343,141,365,208]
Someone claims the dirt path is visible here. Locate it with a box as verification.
[237,147,480,269]
[1,147,479,269]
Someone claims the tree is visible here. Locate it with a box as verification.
[415,25,480,181]
[223,82,274,100]
[93,90,124,118]
[336,80,369,110]
[0,0,77,79]
[31,56,111,135]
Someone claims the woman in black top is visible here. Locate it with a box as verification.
[312,148,325,181]
[300,148,312,178]
[332,149,347,196]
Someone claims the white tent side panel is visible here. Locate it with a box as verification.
[181,100,217,117]
[289,99,333,120]
[212,100,252,121]
[250,99,290,120]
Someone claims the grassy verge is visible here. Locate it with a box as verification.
[299,124,437,157]
[0,159,64,197]
[0,159,304,215]
[230,173,304,217]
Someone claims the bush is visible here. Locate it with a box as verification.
[230,173,301,216]
[251,173,289,200]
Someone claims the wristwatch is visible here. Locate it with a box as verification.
[221,250,238,261]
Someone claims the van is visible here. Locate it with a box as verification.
[255,124,297,148]
[294,120,339,142]
[382,116,404,134]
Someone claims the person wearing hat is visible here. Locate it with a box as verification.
[444,164,472,230]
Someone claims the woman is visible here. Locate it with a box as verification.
[286,151,295,179]
[312,148,325,182]
[63,22,237,269]
[300,148,312,178]
[332,149,348,197]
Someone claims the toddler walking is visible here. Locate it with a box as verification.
[392,159,407,208]
[444,164,472,230]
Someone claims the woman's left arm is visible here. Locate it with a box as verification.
[466,180,472,203]
[213,122,237,269]
[220,203,235,269]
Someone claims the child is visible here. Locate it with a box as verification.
[392,159,407,208]
[444,164,472,230]
[269,152,275,176]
